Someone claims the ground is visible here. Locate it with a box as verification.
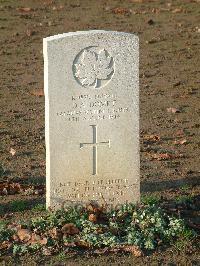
[0,0,200,264]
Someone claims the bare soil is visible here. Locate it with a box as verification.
[0,0,200,265]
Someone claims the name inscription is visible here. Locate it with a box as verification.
[56,93,131,122]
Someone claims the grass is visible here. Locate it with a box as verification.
[32,204,46,212]
[10,200,28,212]
[57,251,68,261]
[141,195,160,205]
[175,195,193,205]
[180,185,192,192]
[0,163,5,177]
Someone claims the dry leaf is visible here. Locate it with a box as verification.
[30,233,41,242]
[17,229,32,242]
[88,214,97,223]
[130,0,143,2]
[146,38,158,44]
[172,8,183,13]
[0,182,44,196]
[3,213,14,219]
[2,187,8,195]
[9,183,21,194]
[151,8,160,13]
[152,153,170,160]
[86,203,104,214]
[30,233,48,245]
[48,228,62,239]
[75,240,90,248]
[39,237,48,245]
[174,139,187,145]
[152,153,183,160]
[30,89,44,96]
[147,19,154,25]
[70,4,81,8]
[43,0,54,5]
[34,189,45,195]
[167,107,181,113]
[52,5,64,11]
[143,134,160,142]
[61,223,79,235]
[10,148,16,156]
[86,203,97,213]
[112,7,131,15]
[16,7,32,12]
[8,223,22,231]
[94,247,109,254]
[26,29,35,37]
[42,247,52,256]
[0,182,21,195]
[0,241,12,250]
[12,234,19,241]
[123,245,143,257]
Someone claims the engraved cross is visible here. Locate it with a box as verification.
[80,125,110,175]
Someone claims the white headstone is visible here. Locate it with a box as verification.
[43,30,139,209]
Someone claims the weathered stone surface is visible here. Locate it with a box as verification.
[43,30,139,209]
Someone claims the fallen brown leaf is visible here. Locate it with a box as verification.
[123,245,143,257]
[174,139,187,145]
[0,182,21,195]
[16,7,32,12]
[152,8,160,13]
[130,0,143,2]
[93,247,109,254]
[26,29,36,37]
[30,233,48,245]
[0,182,44,196]
[48,227,62,239]
[88,213,97,223]
[147,19,154,25]
[2,187,8,195]
[8,223,22,231]
[143,134,160,142]
[43,0,54,6]
[146,38,158,44]
[61,223,79,235]
[8,183,21,194]
[52,5,64,11]
[34,189,45,195]
[12,234,19,241]
[172,8,183,13]
[75,240,90,248]
[30,89,44,96]
[17,229,32,242]
[152,152,183,161]
[3,213,14,219]
[10,148,16,156]
[167,107,181,113]
[111,7,131,15]
[40,237,48,245]
[0,241,12,250]
[42,247,52,256]
[86,202,105,214]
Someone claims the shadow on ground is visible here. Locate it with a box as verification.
[141,175,200,193]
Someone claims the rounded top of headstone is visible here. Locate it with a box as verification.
[43,30,138,43]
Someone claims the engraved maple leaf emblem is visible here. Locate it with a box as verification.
[74,49,114,88]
